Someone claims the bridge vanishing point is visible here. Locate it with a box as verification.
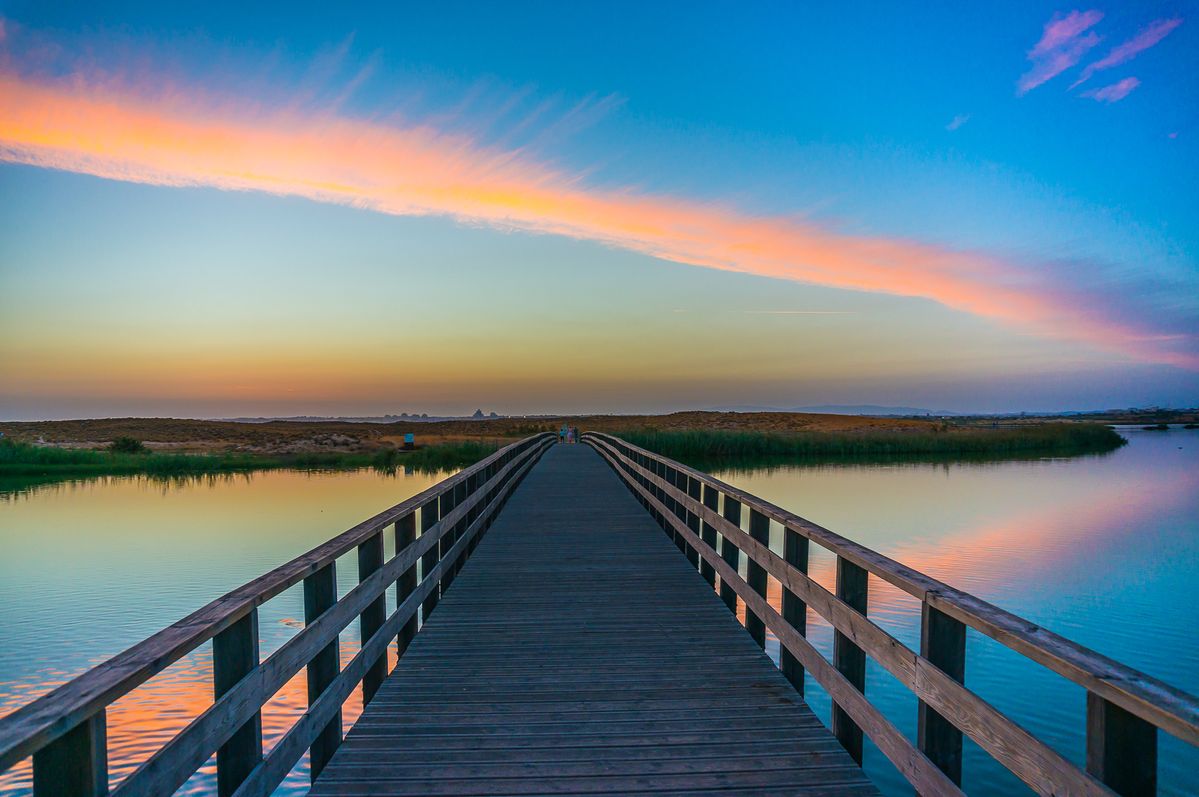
[1,433,1196,796]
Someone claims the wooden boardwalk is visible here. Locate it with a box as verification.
[309,444,878,796]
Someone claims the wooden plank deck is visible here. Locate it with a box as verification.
[309,443,878,796]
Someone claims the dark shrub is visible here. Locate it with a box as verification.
[109,436,147,454]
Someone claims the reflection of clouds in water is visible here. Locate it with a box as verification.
[3,436,1196,796]
[0,627,383,795]
[0,466,445,796]
[713,432,1199,796]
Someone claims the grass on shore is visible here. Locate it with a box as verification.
[0,438,500,480]
[617,423,1126,467]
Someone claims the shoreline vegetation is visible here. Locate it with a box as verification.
[618,423,1126,470]
[0,438,502,480]
[0,412,1134,490]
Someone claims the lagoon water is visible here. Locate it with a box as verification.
[1,428,1196,795]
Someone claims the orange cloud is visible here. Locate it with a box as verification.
[0,65,1194,369]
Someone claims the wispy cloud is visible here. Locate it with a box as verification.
[1082,76,1141,103]
[1018,10,1104,94]
[1071,17,1183,88]
[0,35,1194,369]
[740,310,856,315]
[945,114,970,131]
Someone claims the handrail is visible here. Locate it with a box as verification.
[0,432,554,797]
[585,431,1198,797]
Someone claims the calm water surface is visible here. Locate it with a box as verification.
[1,429,1196,795]
[713,427,1198,796]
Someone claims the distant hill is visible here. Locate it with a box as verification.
[709,404,955,416]
[224,412,503,424]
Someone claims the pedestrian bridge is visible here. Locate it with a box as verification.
[1,433,1195,796]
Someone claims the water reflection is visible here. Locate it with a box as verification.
[714,427,1199,796]
[0,464,435,503]
[1,432,1196,795]
[0,467,451,796]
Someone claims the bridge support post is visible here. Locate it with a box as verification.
[918,604,966,785]
[396,513,418,656]
[358,530,387,706]
[32,711,107,797]
[1087,693,1157,796]
[451,479,468,578]
[719,497,742,613]
[438,488,458,594]
[304,564,340,781]
[649,457,664,528]
[683,476,701,568]
[421,497,440,622]
[213,610,262,796]
[465,472,481,555]
[780,526,809,695]
[699,484,719,587]
[745,509,770,648]
[832,556,868,765]
[658,462,672,537]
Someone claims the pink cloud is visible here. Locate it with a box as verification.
[1071,17,1183,88]
[1031,9,1105,56]
[0,62,1194,369]
[1018,10,1104,94]
[1083,76,1141,103]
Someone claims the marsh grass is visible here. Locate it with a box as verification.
[0,438,499,482]
[618,423,1125,468]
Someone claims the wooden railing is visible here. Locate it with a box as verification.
[0,432,555,797]
[585,432,1199,797]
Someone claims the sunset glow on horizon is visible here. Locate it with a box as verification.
[1,4,1195,417]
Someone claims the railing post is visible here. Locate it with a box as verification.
[422,498,441,623]
[657,461,671,535]
[304,564,340,781]
[465,472,481,555]
[666,466,686,552]
[684,476,701,569]
[780,526,809,694]
[358,530,386,706]
[1087,693,1157,796]
[637,453,647,510]
[32,711,107,797]
[420,497,440,622]
[439,485,460,592]
[648,457,663,526]
[639,454,653,514]
[918,603,966,784]
[452,478,469,576]
[833,556,868,765]
[719,496,741,613]
[673,470,690,562]
[745,509,770,648]
[395,513,418,656]
[699,484,719,587]
[213,610,262,796]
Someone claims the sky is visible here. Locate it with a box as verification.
[0,1,1196,418]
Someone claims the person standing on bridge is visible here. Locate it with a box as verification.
[559,424,568,443]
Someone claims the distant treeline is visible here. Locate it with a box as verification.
[617,423,1126,466]
[0,438,499,480]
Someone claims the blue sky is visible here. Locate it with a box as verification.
[0,1,1196,416]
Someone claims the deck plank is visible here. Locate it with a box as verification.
[310,444,877,796]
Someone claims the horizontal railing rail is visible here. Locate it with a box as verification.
[0,432,555,797]
[585,431,1199,797]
